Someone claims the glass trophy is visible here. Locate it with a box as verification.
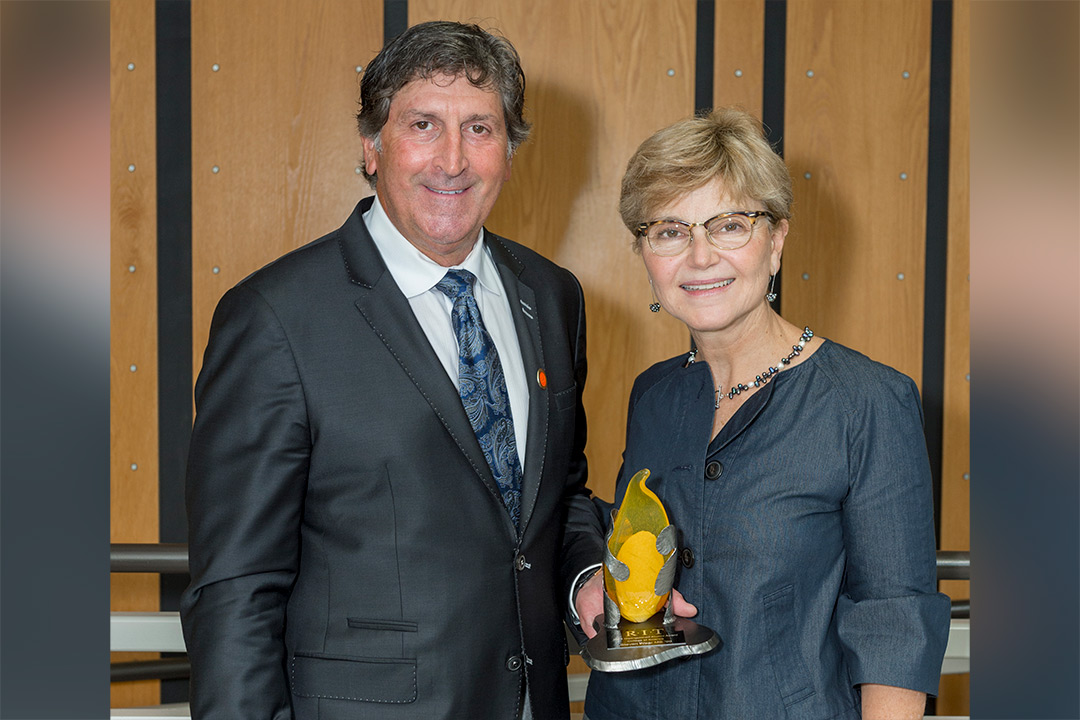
[580,469,721,672]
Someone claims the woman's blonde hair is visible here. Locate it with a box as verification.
[619,107,793,252]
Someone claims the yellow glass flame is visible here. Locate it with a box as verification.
[604,469,672,622]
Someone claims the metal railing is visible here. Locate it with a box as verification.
[111,543,189,574]
[935,550,971,581]
[110,544,970,580]
[109,544,970,681]
[111,544,190,683]
[935,550,971,619]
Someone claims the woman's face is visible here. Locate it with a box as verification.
[641,177,787,336]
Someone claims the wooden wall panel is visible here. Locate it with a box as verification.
[713,0,764,117]
[782,1,933,384]
[937,0,970,712]
[409,0,696,507]
[109,0,160,708]
[190,0,382,376]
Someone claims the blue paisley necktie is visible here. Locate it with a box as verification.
[436,269,522,528]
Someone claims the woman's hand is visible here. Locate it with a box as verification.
[575,572,699,639]
[669,587,699,619]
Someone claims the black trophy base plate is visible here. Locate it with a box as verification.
[580,612,721,672]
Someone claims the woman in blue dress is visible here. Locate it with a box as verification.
[575,107,950,719]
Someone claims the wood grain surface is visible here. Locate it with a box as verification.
[713,0,765,117]
[110,0,160,707]
[937,0,971,712]
[190,0,381,378]
[783,0,932,384]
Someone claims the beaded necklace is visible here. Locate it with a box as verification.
[687,327,815,410]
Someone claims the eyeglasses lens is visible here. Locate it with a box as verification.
[646,222,691,255]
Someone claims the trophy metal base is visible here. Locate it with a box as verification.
[580,613,721,672]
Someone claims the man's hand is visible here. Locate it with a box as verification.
[575,572,699,639]
[575,571,605,639]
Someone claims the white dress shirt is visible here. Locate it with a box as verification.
[363,194,530,468]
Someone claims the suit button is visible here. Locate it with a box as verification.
[680,548,695,568]
[515,554,527,571]
[506,655,523,671]
[705,461,723,480]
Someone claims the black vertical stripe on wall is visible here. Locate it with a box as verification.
[695,0,715,114]
[762,0,786,316]
[385,0,407,41]
[156,0,192,703]
[922,0,953,537]
[155,0,192,556]
[689,0,716,354]
[761,0,786,157]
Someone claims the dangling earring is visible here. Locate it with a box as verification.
[649,283,661,312]
[765,274,778,303]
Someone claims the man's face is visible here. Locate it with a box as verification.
[362,73,513,267]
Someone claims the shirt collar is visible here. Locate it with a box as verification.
[364,193,502,299]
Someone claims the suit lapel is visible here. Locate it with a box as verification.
[488,236,548,536]
[339,199,513,534]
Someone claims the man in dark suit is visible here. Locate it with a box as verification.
[180,21,604,720]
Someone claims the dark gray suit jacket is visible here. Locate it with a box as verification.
[180,197,604,720]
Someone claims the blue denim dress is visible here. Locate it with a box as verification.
[584,340,951,720]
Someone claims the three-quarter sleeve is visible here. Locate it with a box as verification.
[835,374,952,694]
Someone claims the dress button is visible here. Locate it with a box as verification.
[680,547,695,568]
[506,655,523,671]
[705,461,723,480]
[515,554,527,571]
